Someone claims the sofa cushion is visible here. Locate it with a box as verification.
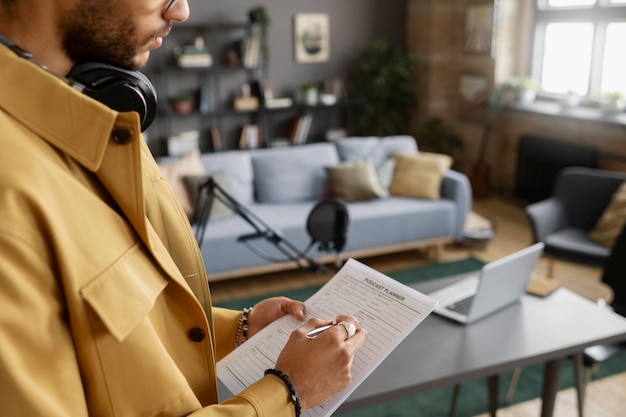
[376,158,397,193]
[252,143,340,203]
[199,197,458,276]
[326,159,387,201]
[389,152,453,200]
[183,173,233,223]
[589,181,626,247]
[335,135,418,165]
[199,150,254,205]
[158,150,205,217]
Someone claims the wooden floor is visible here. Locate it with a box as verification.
[208,195,625,417]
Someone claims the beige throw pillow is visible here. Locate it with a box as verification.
[183,173,233,223]
[589,181,626,247]
[326,159,387,201]
[388,152,453,200]
[158,150,205,217]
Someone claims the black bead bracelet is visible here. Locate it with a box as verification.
[234,307,252,348]
[264,368,302,417]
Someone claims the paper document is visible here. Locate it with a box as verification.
[216,258,437,416]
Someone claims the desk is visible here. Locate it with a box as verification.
[337,273,626,417]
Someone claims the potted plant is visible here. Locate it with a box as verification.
[601,91,626,113]
[509,76,539,104]
[248,6,269,64]
[301,82,320,106]
[169,92,195,115]
[347,38,418,136]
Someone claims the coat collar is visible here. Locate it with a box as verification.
[0,45,153,239]
[0,44,121,172]
[0,45,203,299]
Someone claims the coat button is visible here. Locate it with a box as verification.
[112,128,133,144]
[188,327,206,342]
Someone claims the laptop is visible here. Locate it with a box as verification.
[429,242,544,324]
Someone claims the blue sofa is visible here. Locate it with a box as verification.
[166,136,472,281]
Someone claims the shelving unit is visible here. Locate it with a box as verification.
[144,21,261,155]
[145,21,353,156]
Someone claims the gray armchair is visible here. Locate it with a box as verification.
[525,167,626,276]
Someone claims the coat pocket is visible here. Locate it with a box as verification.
[80,242,169,342]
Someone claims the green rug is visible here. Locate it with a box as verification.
[214,257,626,416]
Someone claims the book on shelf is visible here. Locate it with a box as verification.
[288,116,303,145]
[251,79,293,109]
[289,113,313,145]
[210,126,222,152]
[176,53,213,68]
[199,87,213,113]
[239,35,260,68]
[239,124,260,149]
[174,36,213,68]
[299,113,313,144]
[239,125,248,149]
[167,130,200,157]
[265,97,293,109]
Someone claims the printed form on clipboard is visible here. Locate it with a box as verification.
[216,258,438,417]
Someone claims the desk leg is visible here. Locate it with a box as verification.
[541,358,562,417]
[571,352,585,417]
[488,375,499,417]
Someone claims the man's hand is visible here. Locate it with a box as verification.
[246,297,306,338]
[273,315,368,410]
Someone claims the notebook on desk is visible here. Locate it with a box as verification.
[429,242,544,324]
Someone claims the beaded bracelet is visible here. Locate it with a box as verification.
[264,368,302,417]
[241,307,252,342]
[234,307,252,348]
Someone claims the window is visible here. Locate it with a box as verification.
[532,0,626,100]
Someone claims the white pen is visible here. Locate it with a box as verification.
[305,322,336,339]
[305,320,357,339]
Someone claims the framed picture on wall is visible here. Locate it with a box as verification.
[464,2,494,55]
[294,13,330,63]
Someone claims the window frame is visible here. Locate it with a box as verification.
[531,0,626,101]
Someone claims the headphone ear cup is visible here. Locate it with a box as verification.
[67,62,157,132]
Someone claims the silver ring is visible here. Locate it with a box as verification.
[337,321,356,338]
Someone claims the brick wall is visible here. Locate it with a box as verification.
[406,0,626,196]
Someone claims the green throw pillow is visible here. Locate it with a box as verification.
[325,159,387,201]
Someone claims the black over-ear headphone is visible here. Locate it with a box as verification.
[67,62,157,132]
[0,33,157,132]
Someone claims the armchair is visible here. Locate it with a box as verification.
[504,222,626,417]
[525,167,626,276]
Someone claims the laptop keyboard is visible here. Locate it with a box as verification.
[446,296,475,315]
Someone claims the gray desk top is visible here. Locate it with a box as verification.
[338,273,626,413]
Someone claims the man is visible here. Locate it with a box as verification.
[0,0,367,415]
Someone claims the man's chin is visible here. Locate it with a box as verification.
[130,52,151,71]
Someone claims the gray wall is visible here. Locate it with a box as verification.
[147,1,406,152]
[183,0,406,97]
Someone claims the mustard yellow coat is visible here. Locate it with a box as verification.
[0,45,293,416]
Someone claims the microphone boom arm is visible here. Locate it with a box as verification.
[192,177,326,274]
